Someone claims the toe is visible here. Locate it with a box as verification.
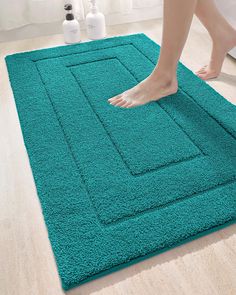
[196,66,208,74]
[125,103,136,108]
[197,71,218,80]
[196,68,207,74]
[196,69,206,74]
[108,94,122,103]
[197,74,208,81]
[197,72,207,80]
[197,72,211,80]
[126,101,143,108]
[109,97,123,106]
[120,101,133,108]
[115,99,131,107]
[196,71,206,77]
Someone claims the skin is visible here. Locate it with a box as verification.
[195,0,236,80]
[108,0,236,109]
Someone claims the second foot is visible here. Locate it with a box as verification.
[196,30,236,80]
[196,65,220,80]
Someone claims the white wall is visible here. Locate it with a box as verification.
[215,0,236,58]
[0,0,163,42]
[215,0,236,27]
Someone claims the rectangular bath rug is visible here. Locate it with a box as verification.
[6,34,236,290]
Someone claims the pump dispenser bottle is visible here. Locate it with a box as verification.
[63,4,81,44]
[86,0,106,40]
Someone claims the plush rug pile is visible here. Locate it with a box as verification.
[6,34,236,290]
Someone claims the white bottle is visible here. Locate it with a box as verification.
[63,4,81,44]
[86,0,106,40]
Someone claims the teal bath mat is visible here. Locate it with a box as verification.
[6,34,236,290]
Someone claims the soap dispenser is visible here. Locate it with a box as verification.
[63,4,81,44]
[86,0,106,40]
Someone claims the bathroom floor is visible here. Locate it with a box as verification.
[0,17,236,295]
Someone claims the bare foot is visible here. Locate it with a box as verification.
[196,30,236,80]
[108,73,178,108]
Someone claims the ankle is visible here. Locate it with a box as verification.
[150,69,177,84]
[148,71,178,95]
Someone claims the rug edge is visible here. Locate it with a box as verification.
[62,218,235,290]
